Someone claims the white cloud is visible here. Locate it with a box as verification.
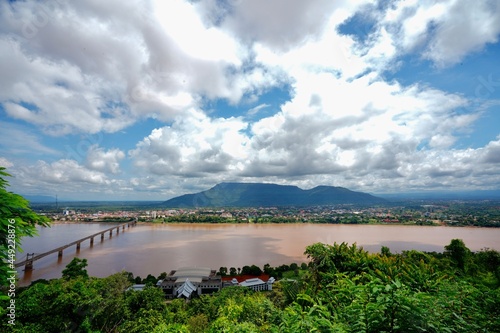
[367,0,500,68]
[129,109,249,176]
[123,66,498,194]
[9,157,137,200]
[86,145,125,174]
[2,0,500,199]
[154,0,241,64]
[239,73,472,181]
[0,157,13,168]
[482,137,500,164]
[247,103,270,116]
[0,0,276,135]
[424,0,500,66]
[20,159,109,185]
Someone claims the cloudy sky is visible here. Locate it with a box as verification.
[1,0,500,201]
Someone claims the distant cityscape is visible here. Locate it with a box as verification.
[35,201,500,227]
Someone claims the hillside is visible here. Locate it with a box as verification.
[161,182,386,207]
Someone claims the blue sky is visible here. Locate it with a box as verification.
[1,0,500,200]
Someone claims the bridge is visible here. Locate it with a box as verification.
[15,220,137,271]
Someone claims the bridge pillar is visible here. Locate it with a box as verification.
[117,227,120,234]
[76,242,81,250]
[24,253,34,271]
[101,233,105,241]
[58,250,63,258]
[122,225,125,230]
[90,237,94,245]
[109,230,112,236]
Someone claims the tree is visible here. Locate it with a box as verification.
[143,273,158,285]
[62,257,89,280]
[381,246,392,257]
[218,266,228,276]
[241,264,263,276]
[0,167,50,298]
[444,239,470,272]
[187,314,209,333]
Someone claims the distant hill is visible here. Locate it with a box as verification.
[23,195,57,203]
[161,182,387,208]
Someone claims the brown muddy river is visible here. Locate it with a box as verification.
[16,223,500,285]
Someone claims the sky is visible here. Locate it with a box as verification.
[1,0,500,201]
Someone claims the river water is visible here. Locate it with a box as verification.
[15,223,500,286]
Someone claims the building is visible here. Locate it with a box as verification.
[229,277,275,291]
[127,284,146,292]
[156,267,222,299]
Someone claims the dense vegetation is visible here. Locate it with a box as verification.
[2,239,499,332]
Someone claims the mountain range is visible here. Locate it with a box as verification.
[161,182,387,208]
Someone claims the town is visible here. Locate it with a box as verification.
[35,200,500,227]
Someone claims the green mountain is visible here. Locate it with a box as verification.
[161,182,386,207]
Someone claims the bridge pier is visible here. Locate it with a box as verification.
[109,230,112,236]
[101,233,105,241]
[76,242,81,250]
[24,253,34,271]
[90,237,94,245]
[58,249,63,258]
[116,226,120,234]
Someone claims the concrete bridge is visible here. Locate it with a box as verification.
[15,220,137,271]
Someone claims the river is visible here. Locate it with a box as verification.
[15,223,500,286]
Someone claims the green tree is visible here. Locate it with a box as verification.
[0,167,50,298]
[187,314,209,333]
[444,239,471,272]
[381,246,392,257]
[62,257,89,280]
[11,272,130,332]
[218,266,228,276]
[125,285,166,314]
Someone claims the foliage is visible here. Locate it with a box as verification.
[444,238,471,272]
[62,257,89,280]
[0,167,50,299]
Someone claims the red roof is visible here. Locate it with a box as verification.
[221,274,270,283]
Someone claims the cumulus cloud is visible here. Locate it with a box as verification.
[222,0,353,51]
[239,75,472,182]
[0,0,279,135]
[10,157,135,200]
[482,137,500,164]
[86,145,125,174]
[17,159,109,186]
[129,109,249,177]
[364,0,500,68]
[2,0,500,199]
[125,69,499,194]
